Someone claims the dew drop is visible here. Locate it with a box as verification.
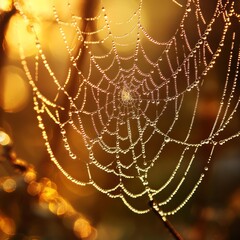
[164,136,171,143]
[177,67,182,72]
[186,6,191,12]
[61,128,66,134]
[219,140,224,145]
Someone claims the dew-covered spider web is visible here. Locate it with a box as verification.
[14,0,240,215]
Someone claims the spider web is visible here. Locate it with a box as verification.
[14,0,240,215]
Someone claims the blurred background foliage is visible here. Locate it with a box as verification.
[0,0,240,239]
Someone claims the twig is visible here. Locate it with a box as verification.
[149,200,184,240]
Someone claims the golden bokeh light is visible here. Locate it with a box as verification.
[20,0,54,20]
[0,66,30,113]
[0,131,11,146]
[0,0,13,12]
[74,218,92,239]
[24,169,37,183]
[40,186,58,202]
[2,178,16,193]
[27,182,41,196]
[48,198,68,216]
[29,177,77,217]
[4,13,40,58]
[40,178,57,190]
[0,215,15,236]
[0,133,95,238]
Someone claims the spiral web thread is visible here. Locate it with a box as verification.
[14,0,240,215]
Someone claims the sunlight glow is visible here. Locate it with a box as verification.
[4,14,41,58]
[0,66,30,112]
[0,0,13,12]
